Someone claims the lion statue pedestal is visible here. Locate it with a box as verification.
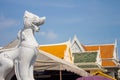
[0,11,46,80]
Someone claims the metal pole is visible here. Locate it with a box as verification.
[59,65,62,80]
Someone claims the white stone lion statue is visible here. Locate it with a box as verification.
[0,11,46,80]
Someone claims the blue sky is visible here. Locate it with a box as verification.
[0,0,120,58]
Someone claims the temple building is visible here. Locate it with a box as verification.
[35,40,89,80]
[1,36,119,80]
[71,35,119,79]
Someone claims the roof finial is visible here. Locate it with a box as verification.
[115,39,117,47]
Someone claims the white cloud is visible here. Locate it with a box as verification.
[0,15,18,29]
[39,31,46,35]
[39,30,58,41]
[47,31,58,40]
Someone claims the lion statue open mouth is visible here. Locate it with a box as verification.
[24,11,46,32]
[0,11,46,80]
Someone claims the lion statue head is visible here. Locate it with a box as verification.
[24,11,46,32]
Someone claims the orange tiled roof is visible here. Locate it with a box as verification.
[39,45,67,59]
[84,44,114,58]
[102,60,116,67]
[100,45,114,58]
[84,45,99,51]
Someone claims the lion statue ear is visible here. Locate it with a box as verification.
[24,10,29,18]
[24,10,35,18]
[24,10,33,18]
